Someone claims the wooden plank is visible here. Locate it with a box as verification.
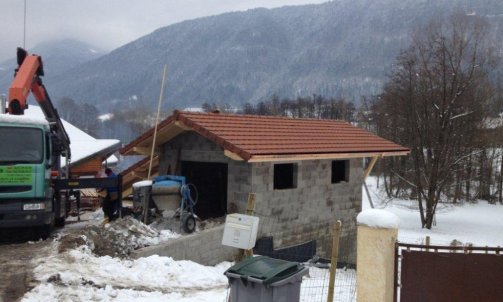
[70,158,102,175]
[235,193,256,260]
[363,155,380,180]
[133,146,160,156]
[244,193,256,257]
[363,182,374,209]
[248,151,409,162]
[175,121,192,130]
[224,149,244,161]
[327,220,342,302]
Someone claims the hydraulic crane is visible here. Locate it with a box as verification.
[8,47,71,165]
[0,48,122,238]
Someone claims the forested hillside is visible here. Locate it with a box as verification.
[43,0,503,111]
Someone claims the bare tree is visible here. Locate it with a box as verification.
[374,14,497,229]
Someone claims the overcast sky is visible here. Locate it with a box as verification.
[0,0,328,62]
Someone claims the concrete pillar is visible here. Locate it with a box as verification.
[356,209,399,302]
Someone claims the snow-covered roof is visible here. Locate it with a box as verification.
[0,112,49,126]
[22,106,120,167]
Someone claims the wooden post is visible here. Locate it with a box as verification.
[363,156,380,209]
[145,65,168,225]
[147,64,168,181]
[364,182,374,209]
[243,193,256,258]
[425,236,430,252]
[363,156,380,180]
[327,220,342,302]
[245,193,256,215]
[76,191,81,222]
[236,194,257,261]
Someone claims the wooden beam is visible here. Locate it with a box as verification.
[175,121,192,130]
[70,158,102,176]
[224,149,244,161]
[133,146,160,156]
[363,182,374,209]
[363,155,380,180]
[122,187,133,198]
[327,220,342,302]
[132,171,149,179]
[248,151,409,163]
[361,155,380,209]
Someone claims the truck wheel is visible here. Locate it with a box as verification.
[55,216,66,228]
[182,213,196,233]
[36,224,53,240]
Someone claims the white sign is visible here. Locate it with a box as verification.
[222,213,260,249]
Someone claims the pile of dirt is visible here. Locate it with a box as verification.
[56,214,222,258]
[149,215,224,233]
[197,217,225,231]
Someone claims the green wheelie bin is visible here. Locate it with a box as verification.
[224,256,309,302]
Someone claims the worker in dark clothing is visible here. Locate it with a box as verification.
[102,168,120,221]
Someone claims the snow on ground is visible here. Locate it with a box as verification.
[21,176,503,301]
[363,176,503,246]
[23,246,231,302]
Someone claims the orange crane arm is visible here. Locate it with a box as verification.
[7,48,71,159]
[7,48,45,115]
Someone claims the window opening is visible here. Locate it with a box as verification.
[332,160,349,183]
[274,163,297,189]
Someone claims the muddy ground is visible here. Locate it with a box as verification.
[0,219,143,302]
[0,229,54,302]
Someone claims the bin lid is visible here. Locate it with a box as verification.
[152,180,181,188]
[225,256,304,285]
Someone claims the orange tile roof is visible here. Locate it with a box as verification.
[121,110,409,161]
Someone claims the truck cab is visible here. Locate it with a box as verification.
[0,114,56,232]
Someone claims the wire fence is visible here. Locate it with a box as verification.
[299,234,357,302]
[250,209,357,302]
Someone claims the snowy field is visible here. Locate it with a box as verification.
[364,177,503,247]
[20,176,503,301]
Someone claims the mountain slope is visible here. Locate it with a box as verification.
[31,0,503,109]
[0,39,105,96]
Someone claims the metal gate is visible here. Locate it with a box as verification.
[395,242,503,302]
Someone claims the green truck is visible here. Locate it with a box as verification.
[0,48,71,238]
[0,115,68,235]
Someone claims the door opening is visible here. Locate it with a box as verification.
[181,161,228,220]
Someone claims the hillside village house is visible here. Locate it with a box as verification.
[120,110,409,262]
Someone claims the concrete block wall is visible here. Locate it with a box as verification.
[131,224,240,266]
[251,159,362,262]
[160,132,230,172]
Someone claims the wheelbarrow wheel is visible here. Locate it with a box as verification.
[182,213,196,233]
